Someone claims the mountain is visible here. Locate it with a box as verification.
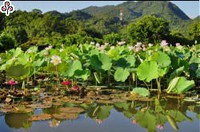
[81,1,191,28]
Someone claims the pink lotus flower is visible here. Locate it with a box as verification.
[176,43,181,47]
[135,47,142,52]
[62,81,72,86]
[160,40,168,47]
[148,43,153,47]
[98,45,106,51]
[45,45,53,51]
[128,46,134,51]
[117,41,126,45]
[135,42,142,47]
[157,124,164,130]
[7,80,17,86]
[72,85,79,92]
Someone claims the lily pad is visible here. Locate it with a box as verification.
[53,113,79,120]
[59,107,84,113]
[31,114,52,121]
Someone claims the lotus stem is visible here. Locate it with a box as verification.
[156,78,161,94]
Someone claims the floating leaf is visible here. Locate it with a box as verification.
[131,87,150,97]
[53,113,79,120]
[59,107,84,113]
[31,114,52,121]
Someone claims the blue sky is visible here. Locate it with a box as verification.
[11,1,199,19]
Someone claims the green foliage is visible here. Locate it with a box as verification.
[131,87,150,97]
[62,60,82,77]
[6,64,30,80]
[0,38,197,93]
[166,77,195,94]
[127,15,169,43]
[114,68,129,82]
[0,33,16,52]
[103,33,121,45]
[135,110,156,132]
[137,61,159,82]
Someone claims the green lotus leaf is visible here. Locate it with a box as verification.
[166,77,195,94]
[114,68,129,82]
[74,69,91,81]
[99,53,112,71]
[137,61,159,82]
[131,87,150,97]
[6,64,30,80]
[62,60,82,77]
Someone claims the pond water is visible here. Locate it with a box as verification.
[0,98,199,132]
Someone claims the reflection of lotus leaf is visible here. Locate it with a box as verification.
[53,113,79,120]
[114,102,130,110]
[134,110,156,132]
[167,110,192,122]
[31,113,52,121]
[59,107,84,113]
[95,106,113,120]
[5,113,32,129]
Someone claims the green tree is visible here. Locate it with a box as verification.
[0,13,5,32]
[0,33,16,52]
[127,15,169,43]
[188,20,200,43]
[103,33,121,45]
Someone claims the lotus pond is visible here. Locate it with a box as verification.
[0,42,200,131]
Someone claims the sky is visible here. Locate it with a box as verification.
[10,1,200,19]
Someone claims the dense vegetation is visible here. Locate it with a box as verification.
[0,42,199,95]
[0,1,199,52]
[0,1,199,96]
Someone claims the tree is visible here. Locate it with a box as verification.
[0,33,16,52]
[0,13,5,32]
[103,33,121,45]
[127,15,169,43]
[188,19,200,43]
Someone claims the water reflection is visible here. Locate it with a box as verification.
[0,98,199,132]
